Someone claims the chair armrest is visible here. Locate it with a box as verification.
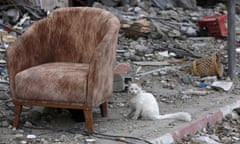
[7,20,50,98]
[87,22,120,106]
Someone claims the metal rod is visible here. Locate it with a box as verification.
[227,0,237,79]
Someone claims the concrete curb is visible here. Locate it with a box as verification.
[150,100,240,144]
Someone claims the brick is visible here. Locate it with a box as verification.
[114,63,130,74]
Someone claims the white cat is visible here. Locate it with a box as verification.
[127,83,192,122]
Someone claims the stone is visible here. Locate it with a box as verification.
[122,19,153,39]
[100,0,120,7]
[26,134,36,139]
[15,133,24,140]
[1,120,9,127]
[74,134,84,141]
[135,45,148,56]
[176,0,197,10]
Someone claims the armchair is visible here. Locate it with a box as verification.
[7,7,120,133]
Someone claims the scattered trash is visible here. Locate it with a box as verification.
[133,61,170,66]
[192,53,223,78]
[211,81,233,91]
[85,138,96,144]
[180,21,198,36]
[198,14,227,38]
[184,88,209,96]
[2,35,16,43]
[198,80,207,88]
[0,59,6,64]
[121,18,153,38]
[26,134,36,139]
[195,136,220,144]
[135,66,180,76]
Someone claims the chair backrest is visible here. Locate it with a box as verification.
[29,7,119,63]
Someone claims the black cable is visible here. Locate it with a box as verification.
[22,125,153,144]
[93,132,153,144]
[91,134,132,144]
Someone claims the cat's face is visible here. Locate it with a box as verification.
[128,83,141,96]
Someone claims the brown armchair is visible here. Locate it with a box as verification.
[7,7,120,133]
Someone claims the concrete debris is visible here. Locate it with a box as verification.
[180,112,240,143]
[135,66,180,76]
[133,61,170,66]
[39,0,69,12]
[152,0,197,10]
[121,18,153,38]
[85,138,97,144]
[211,81,234,91]
[184,88,209,96]
[194,136,220,144]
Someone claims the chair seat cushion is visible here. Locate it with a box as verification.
[15,62,89,104]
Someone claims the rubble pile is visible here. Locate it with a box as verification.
[0,0,46,33]
[94,0,237,101]
[179,111,240,144]
[93,1,232,73]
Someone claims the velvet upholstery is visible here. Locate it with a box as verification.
[7,7,120,133]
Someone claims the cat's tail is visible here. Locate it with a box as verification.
[156,112,192,122]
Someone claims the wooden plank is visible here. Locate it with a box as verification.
[133,61,170,66]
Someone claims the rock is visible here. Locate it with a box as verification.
[26,134,37,139]
[123,52,131,58]
[1,120,9,127]
[15,133,24,140]
[19,140,28,144]
[181,75,192,84]
[211,81,233,91]
[194,136,220,144]
[85,138,96,144]
[135,44,148,56]
[74,134,84,141]
[100,0,120,7]
[176,0,197,10]
[152,0,175,10]
[129,55,142,61]
[24,121,33,127]
[153,0,197,10]
[59,135,67,142]
[122,19,153,39]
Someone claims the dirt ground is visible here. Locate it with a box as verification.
[0,62,240,144]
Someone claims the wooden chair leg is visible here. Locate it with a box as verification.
[83,109,93,133]
[13,103,22,128]
[100,102,108,117]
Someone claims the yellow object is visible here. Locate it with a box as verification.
[2,35,16,43]
[192,53,223,77]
